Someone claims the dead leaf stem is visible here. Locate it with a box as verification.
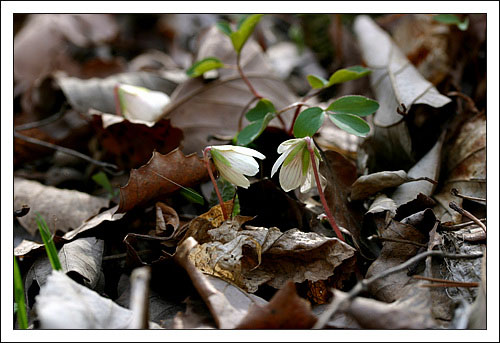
[313,250,483,329]
[451,188,486,204]
[14,103,68,131]
[367,235,427,248]
[14,131,121,174]
[439,219,486,231]
[129,266,151,329]
[204,147,228,221]
[449,201,486,233]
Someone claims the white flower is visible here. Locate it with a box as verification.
[116,84,170,124]
[271,137,326,193]
[208,145,266,188]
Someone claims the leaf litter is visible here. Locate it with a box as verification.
[12,14,488,331]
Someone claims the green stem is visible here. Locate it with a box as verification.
[204,147,228,221]
[305,137,344,242]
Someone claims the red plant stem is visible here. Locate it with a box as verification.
[237,53,263,100]
[203,147,228,221]
[288,90,321,135]
[306,137,344,242]
[113,85,123,117]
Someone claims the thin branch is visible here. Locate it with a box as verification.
[439,218,486,231]
[129,266,151,329]
[237,53,262,99]
[313,250,483,329]
[367,235,427,248]
[412,275,479,288]
[449,201,486,233]
[451,188,486,204]
[14,103,69,131]
[14,131,121,174]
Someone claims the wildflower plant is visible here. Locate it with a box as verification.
[187,14,380,240]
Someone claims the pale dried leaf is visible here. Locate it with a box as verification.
[351,170,408,200]
[14,177,109,235]
[36,271,160,329]
[14,239,44,257]
[26,237,104,293]
[391,133,444,207]
[63,205,125,241]
[354,15,451,128]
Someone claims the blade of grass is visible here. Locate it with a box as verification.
[35,213,62,271]
[14,257,28,329]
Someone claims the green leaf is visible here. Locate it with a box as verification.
[179,187,205,205]
[14,257,28,329]
[245,98,276,121]
[216,21,233,36]
[433,14,469,31]
[237,112,275,146]
[327,95,379,117]
[186,57,224,78]
[328,113,371,137]
[293,107,325,138]
[327,66,371,86]
[230,14,264,53]
[306,74,329,89]
[35,213,62,271]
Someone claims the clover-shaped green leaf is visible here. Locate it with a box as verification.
[293,107,325,138]
[306,75,329,89]
[229,14,264,54]
[328,112,371,137]
[186,57,224,78]
[237,112,275,146]
[328,66,371,86]
[245,98,276,121]
[326,95,379,117]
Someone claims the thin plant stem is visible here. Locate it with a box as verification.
[305,137,344,242]
[236,53,262,100]
[204,147,228,221]
[449,201,486,233]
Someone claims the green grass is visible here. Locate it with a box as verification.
[14,257,28,329]
[35,213,62,271]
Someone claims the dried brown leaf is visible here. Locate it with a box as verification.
[117,148,211,213]
[14,177,109,235]
[62,205,125,241]
[351,170,409,201]
[236,281,317,329]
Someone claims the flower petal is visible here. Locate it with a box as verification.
[214,159,250,188]
[277,138,304,153]
[212,145,265,160]
[279,153,306,192]
[221,151,260,176]
[271,148,289,177]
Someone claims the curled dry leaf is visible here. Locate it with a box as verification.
[14,177,109,235]
[117,148,211,213]
[351,170,412,201]
[155,202,180,237]
[354,15,451,171]
[25,237,105,298]
[14,14,118,91]
[236,281,317,329]
[36,271,160,329]
[164,26,297,154]
[14,239,45,257]
[186,219,356,293]
[62,205,125,241]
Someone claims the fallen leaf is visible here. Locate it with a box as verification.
[365,220,429,302]
[14,177,109,235]
[187,219,356,293]
[155,202,180,237]
[62,205,125,241]
[236,281,317,329]
[164,26,298,154]
[14,239,45,257]
[117,149,211,213]
[466,250,486,329]
[390,133,444,207]
[56,71,177,117]
[36,270,160,329]
[351,170,410,201]
[14,14,118,91]
[25,237,105,297]
[354,15,451,171]
[91,112,183,168]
